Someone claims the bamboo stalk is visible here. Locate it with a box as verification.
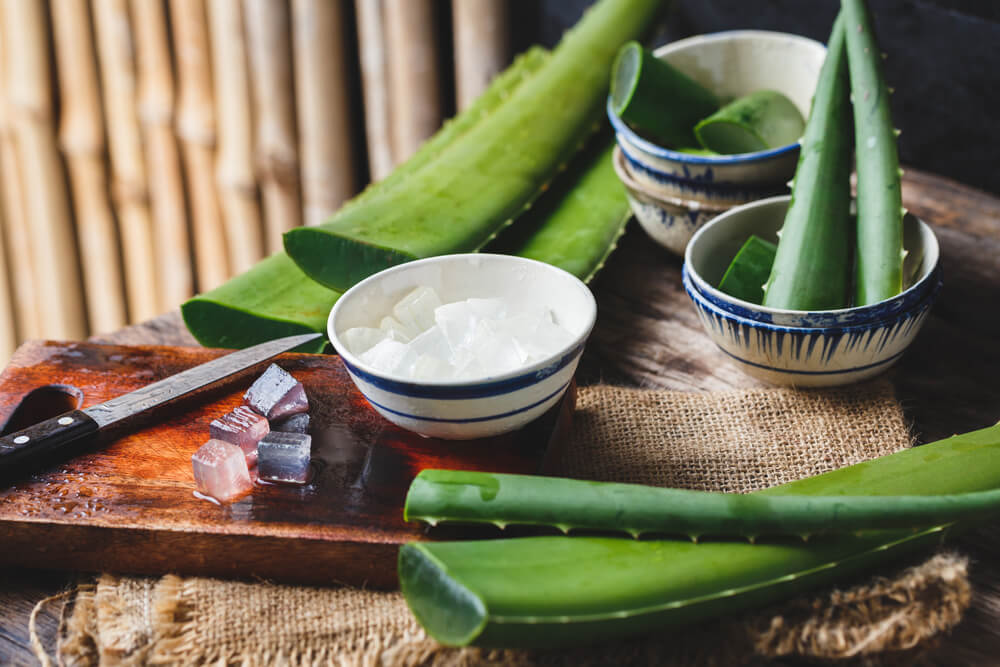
[354,0,394,181]
[0,18,38,341]
[244,0,301,253]
[384,0,442,162]
[452,0,510,111]
[1,0,87,339]
[52,0,128,334]
[92,0,160,323]
[292,0,356,227]
[0,177,15,360]
[206,0,264,275]
[169,0,230,290]
[130,0,194,307]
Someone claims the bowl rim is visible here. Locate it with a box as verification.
[327,253,597,392]
[605,29,827,165]
[683,195,942,323]
[611,146,731,212]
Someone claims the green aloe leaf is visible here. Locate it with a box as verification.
[400,422,1000,648]
[284,0,662,291]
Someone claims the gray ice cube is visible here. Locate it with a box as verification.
[258,431,312,484]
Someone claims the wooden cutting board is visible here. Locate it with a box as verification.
[0,341,574,588]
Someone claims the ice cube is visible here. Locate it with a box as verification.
[192,439,253,502]
[495,310,575,362]
[409,354,453,381]
[340,327,388,355]
[244,364,309,420]
[468,320,527,376]
[258,431,312,484]
[209,405,269,466]
[434,298,508,351]
[408,325,452,361]
[392,286,441,334]
[360,338,411,374]
[379,315,418,342]
[272,412,310,434]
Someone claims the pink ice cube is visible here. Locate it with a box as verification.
[192,439,253,502]
[209,405,269,466]
[244,364,309,420]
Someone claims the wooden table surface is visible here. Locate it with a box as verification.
[3,169,1000,664]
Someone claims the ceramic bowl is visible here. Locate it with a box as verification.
[608,30,827,207]
[682,196,942,387]
[327,254,597,439]
[612,146,730,255]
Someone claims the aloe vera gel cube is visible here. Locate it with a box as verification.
[258,432,313,484]
[244,363,309,420]
[192,439,253,502]
[209,405,269,466]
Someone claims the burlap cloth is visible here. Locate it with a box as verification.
[47,381,971,666]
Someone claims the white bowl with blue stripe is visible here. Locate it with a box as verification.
[609,31,827,210]
[683,196,942,387]
[328,254,596,439]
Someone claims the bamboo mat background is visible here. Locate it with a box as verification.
[0,0,512,363]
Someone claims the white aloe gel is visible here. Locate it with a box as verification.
[341,287,574,380]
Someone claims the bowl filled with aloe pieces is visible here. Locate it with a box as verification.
[682,13,941,387]
[608,30,828,254]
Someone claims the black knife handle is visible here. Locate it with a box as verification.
[0,410,100,471]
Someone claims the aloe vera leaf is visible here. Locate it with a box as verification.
[718,235,777,304]
[610,41,719,148]
[181,48,550,350]
[284,0,662,291]
[694,90,806,155]
[843,0,904,305]
[399,422,1000,648]
[405,468,1000,538]
[485,139,629,283]
[762,16,853,310]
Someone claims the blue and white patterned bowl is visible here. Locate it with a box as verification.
[682,196,942,386]
[609,31,827,208]
[612,146,729,255]
[328,254,596,439]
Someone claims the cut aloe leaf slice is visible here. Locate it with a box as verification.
[695,90,805,155]
[717,235,776,304]
[610,41,719,148]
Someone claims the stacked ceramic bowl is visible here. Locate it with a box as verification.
[609,31,828,255]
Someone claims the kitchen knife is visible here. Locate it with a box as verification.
[0,332,323,473]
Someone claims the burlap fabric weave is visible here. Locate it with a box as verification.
[53,381,971,666]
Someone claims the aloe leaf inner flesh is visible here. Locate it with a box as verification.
[695,90,805,154]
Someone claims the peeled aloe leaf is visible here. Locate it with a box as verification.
[406,469,1000,538]
[284,0,662,291]
[485,139,629,283]
[763,15,852,311]
[181,48,550,349]
[399,422,1000,648]
[843,0,904,305]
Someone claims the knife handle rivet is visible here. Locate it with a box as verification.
[58,417,74,426]
[13,435,29,445]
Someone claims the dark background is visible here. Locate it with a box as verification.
[511,0,998,196]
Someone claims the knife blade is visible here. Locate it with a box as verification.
[0,332,323,473]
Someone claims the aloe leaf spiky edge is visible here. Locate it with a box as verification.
[843,0,904,306]
[763,15,853,310]
[485,137,629,283]
[181,48,550,350]
[405,469,1000,539]
[399,421,1000,648]
[284,0,662,292]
